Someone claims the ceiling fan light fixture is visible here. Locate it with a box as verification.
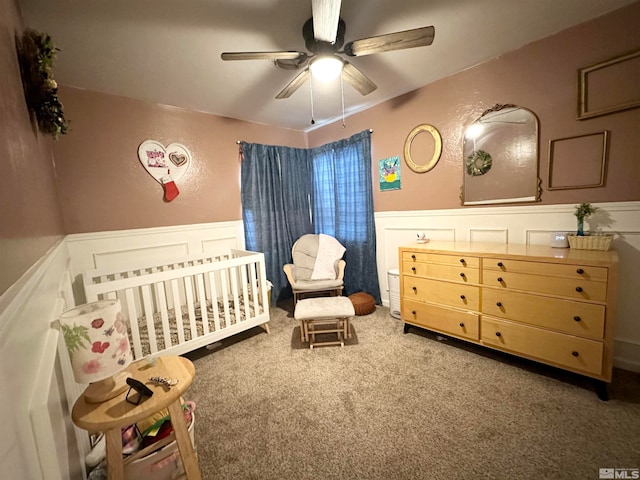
[309,55,343,82]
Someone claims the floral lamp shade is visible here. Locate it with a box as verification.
[59,299,132,403]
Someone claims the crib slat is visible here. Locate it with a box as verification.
[247,262,259,318]
[171,279,185,344]
[155,281,172,350]
[207,271,221,332]
[195,273,210,336]
[220,269,231,325]
[140,284,158,355]
[183,275,198,341]
[229,267,241,325]
[125,288,144,360]
[239,265,250,321]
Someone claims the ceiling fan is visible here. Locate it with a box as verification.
[220,0,435,100]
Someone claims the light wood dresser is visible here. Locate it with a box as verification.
[399,241,618,399]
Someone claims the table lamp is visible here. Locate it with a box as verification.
[59,299,133,403]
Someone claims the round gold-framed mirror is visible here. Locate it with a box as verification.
[403,124,443,173]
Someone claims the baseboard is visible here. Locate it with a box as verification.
[614,339,640,372]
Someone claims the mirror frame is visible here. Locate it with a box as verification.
[461,104,541,205]
[403,124,443,173]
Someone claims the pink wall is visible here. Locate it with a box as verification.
[0,0,65,295]
[25,1,640,241]
[53,88,306,233]
[308,1,640,212]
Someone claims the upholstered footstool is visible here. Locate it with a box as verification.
[294,297,355,349]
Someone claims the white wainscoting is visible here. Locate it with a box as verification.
[65,221,246,304]
[375,201,640,372]
[0,240,86,480]
[1,207,639,478]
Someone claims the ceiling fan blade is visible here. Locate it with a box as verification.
[276,69,310,99]
[342,62,377,96]
[221,51,307,61]
[312,0,342,43]
[343,26,435,57]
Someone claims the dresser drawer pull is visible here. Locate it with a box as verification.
[575,286,583,293]
[572,351,579,357]
[460,295,466,300]
[459,322,465,328]
[495,332,502,337]
[496,302,503,307]
[459,272,465,278]
[497,277,503,283]
[411,254,416,260]
[411,267,416,273]
[411,310,416,315]
[459,258,466,264]
[573,316,581,322]
[412,286,417,292]
[497,262,504,267]
[576,268,584,274]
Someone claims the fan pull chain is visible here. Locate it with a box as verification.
[340,69,346,128]
[309,72,315,125]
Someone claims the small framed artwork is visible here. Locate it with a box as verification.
[379,156,401,191]
[578,49,640,120]
[547,131,608,190]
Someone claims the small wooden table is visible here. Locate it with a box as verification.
[72,356,202,480]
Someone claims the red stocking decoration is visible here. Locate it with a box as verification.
[161,175,179,202]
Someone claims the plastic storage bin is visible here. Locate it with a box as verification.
[388,269,401,319]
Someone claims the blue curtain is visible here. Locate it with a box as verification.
[240,130,380,304]
[240,142,313,304]
[310,131,381,303]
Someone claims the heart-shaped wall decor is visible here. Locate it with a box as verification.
[138,140,192,184]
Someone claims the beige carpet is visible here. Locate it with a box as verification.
[185,301,640,480]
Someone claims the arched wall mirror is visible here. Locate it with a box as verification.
[461,104,541,205]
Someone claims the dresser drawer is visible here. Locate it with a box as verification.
[482,271,607,302]
[402,251,480,269]
[484,257,608,282]
[402,251,429,263]
[403,276,480,310]
[481,288,605,339]
[481,317,603,376]
[402,261,479,283]
[403,299,479,340]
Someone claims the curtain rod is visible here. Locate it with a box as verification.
[236,128,373,144]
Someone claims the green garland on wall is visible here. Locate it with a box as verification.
[18,29,69,139]
[465,149,492,176]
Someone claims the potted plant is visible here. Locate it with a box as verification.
[574,202,597,236]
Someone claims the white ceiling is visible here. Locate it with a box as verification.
[18,0,636,131]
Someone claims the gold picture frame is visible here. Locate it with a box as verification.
[403,124,442,173]
[547,131,608,190]
[578,49,640,120]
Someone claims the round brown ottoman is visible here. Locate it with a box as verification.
[348,292,376,316]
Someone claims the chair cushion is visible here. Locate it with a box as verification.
[294,296,355,320]
[293,278,343,291]
[348,292,376,316]
[291,234,320,280]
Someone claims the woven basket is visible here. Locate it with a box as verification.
[567,234,613,251]
[348,292,376,316]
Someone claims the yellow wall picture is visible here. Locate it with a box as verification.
[379,156,401,191]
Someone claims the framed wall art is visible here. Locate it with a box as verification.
[547,131,608,190]
[578,49,640,120]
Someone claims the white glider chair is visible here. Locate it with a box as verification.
[283,234,346,305]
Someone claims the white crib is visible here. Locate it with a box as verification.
[83,249,270,359]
